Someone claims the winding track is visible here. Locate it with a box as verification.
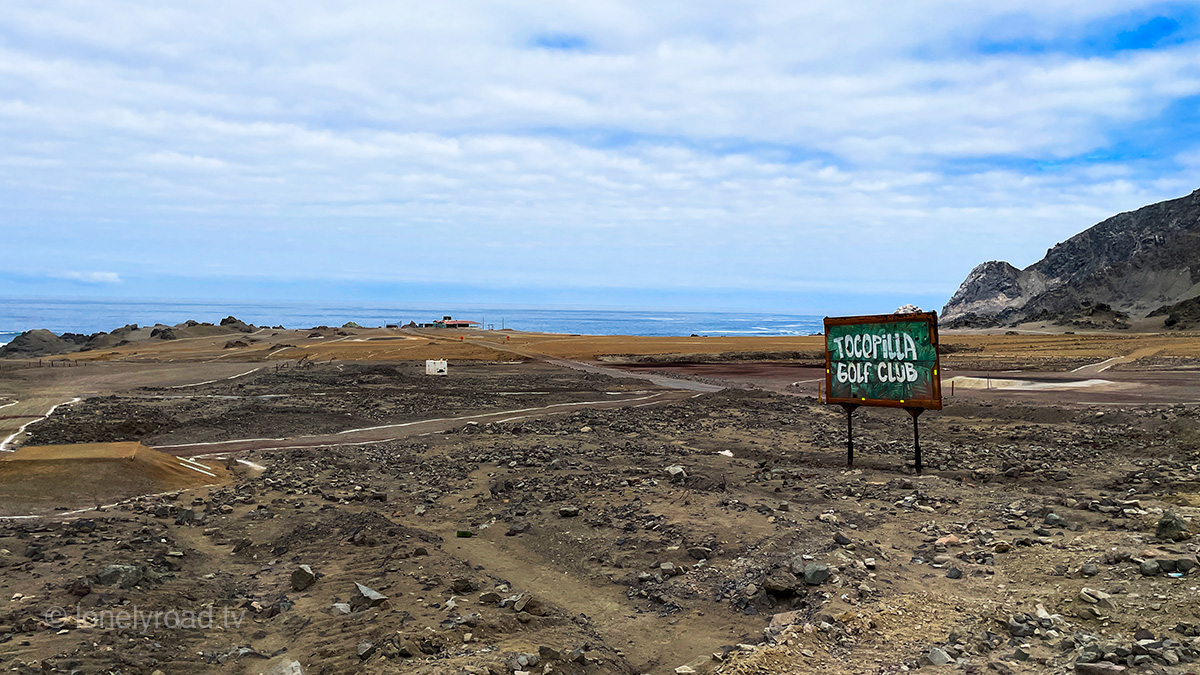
[154,390,693,457]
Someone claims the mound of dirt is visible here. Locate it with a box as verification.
[0,442,231,515]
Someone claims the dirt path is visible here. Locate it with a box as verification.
[436,468,747,673]
[1069,346,1164,376]
[157,390,693,457]
[0,396,80,452]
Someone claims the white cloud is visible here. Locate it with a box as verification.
[55,272,123,284]
[1,1,1198,304]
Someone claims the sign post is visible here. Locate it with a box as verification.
[823,311,942,473]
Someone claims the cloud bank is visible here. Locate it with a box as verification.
[2,1,1199,310]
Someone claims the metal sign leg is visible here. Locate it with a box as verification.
[906,407,924,474]
[840,403,859,468]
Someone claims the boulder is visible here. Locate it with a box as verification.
[1156,512,1191,541]
[349,582,389,612]
[803,563,831,586]
[93,564,146,589]
[291,565,316,592]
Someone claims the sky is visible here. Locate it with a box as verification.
[3,1,1200,314]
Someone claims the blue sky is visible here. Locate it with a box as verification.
[3,1,1200,314]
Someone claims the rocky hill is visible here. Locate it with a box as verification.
[0,318,258,359]
[942,188,1200,327]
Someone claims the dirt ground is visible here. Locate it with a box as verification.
[0,332,1198,675]
[0,442,231,516]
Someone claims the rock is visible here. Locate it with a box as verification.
[558,506,580,518]
[93,564,146,589]
[1075,663,1126,674]
[66,577,92,597]
[263,660,304,675]
[1156,512,1191,541]
[538,646,562,660]
[833,533,852,546]
[762,570,798,595]
[356,640,377,660]
[349,582,389,612]
[928,646,953,665]
[687,546,712,560]
[451,578,476,593]
[1080,563,1099,577]
[675,667,696,675]
[1045,513,1067,527]
[330,603,351,614]
[1007,619,1035,637]
[803,563,831,586]
[506,522,530,536]
[946,567,963,579]
[1175,557,1195,573]
[291,565,316,592]
[1078,588,1114,608]
[666,466,688,481]
[1139,560,1161,576]
[770,610,805,629]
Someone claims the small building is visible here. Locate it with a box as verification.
[425,359,447,375]
[418,316,481,329]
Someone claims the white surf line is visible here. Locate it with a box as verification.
[160,392,667,451]
[0,399,17,412]
[1071,357,1121,373]
[167,367,261,389]
[180,457,212,471]
[790,378,823,385]
[0,397,81,452]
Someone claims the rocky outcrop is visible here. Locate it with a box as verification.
[0,330,79,358]
[943,188,1200,326]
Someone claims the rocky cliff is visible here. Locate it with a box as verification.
[942,188,1200,327]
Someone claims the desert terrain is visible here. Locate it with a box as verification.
[0,324,1198,675]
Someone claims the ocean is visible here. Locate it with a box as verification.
[0,298,825,345]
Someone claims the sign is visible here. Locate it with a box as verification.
[824,312,942,410]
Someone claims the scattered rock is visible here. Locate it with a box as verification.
[803,563,830,586]
[291,565,316,592]
[1156,512,1191,541]
[349,582,389,612]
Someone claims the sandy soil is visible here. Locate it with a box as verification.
[0,331,1198,674]
[0,442,231,516]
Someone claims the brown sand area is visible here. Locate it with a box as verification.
[0,442,231,515]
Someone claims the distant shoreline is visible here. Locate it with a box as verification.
[0,299,827,338]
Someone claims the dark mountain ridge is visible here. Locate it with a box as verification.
[942,188,1200,327]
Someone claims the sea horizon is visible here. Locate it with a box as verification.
[0,297,828,344]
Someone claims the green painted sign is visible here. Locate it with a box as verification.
[824,312,942,409]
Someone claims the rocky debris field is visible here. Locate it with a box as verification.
[1,365,1199,675]
[21,363,639,447]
